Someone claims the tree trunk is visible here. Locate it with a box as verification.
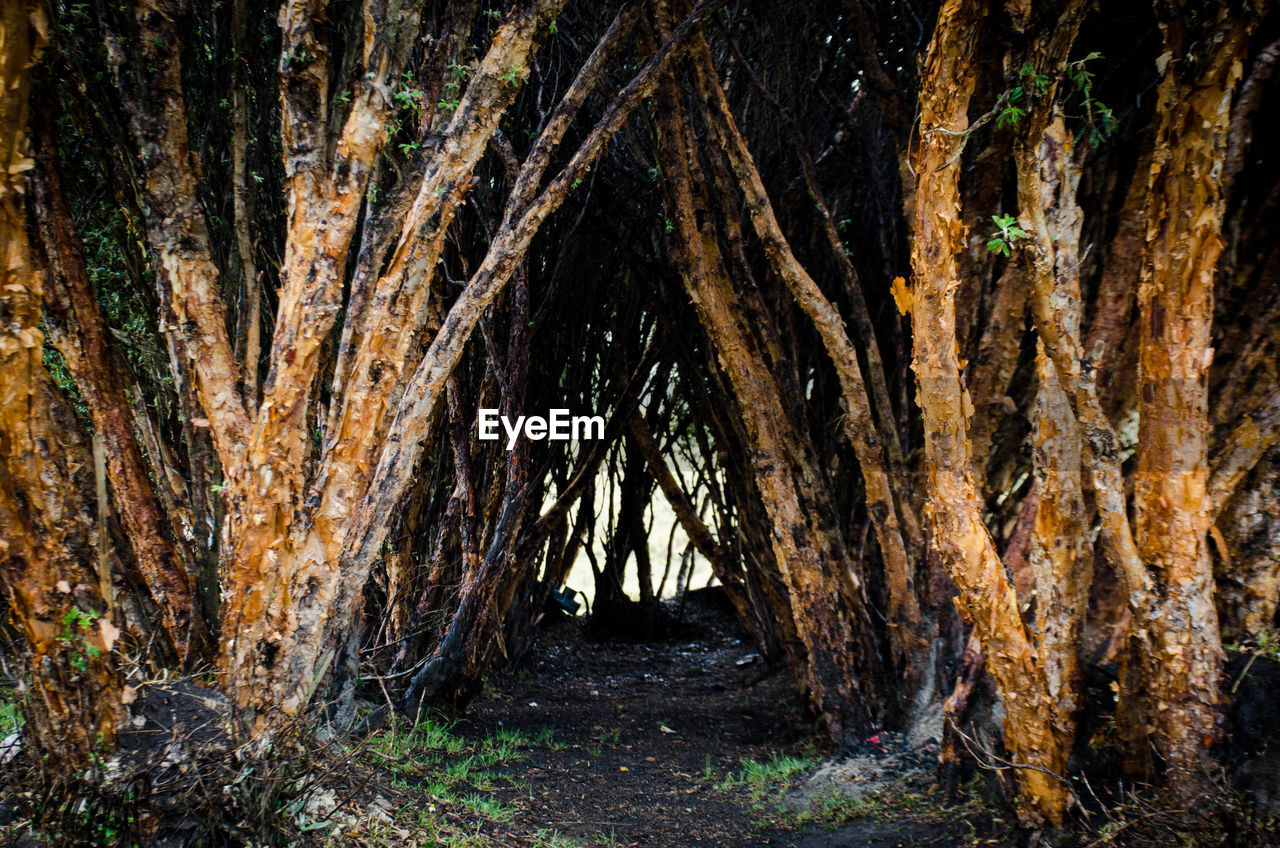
[653,5,883,740]
[214,0,712,736]
[32,112,208,663]
[1214,444,1280,641]
[1008,0,1092,780]
[906,0,1070,825]
[689,39,923,671]
[0,0,122,769]
[1126,7,1252,786]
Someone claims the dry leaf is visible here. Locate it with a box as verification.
[890,276,913,316]
[99,618,121,652]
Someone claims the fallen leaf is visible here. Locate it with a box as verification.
[100,618,121,651]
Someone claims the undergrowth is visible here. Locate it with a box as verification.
[716,753,817,802]
[330,712,584,847]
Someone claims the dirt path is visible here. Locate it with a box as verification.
[331,591,984,847]
[457,599,805,846]
[447,594,971,848]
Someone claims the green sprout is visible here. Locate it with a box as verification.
[986,214,1029,256]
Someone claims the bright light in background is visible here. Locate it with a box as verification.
[559,455,718,608]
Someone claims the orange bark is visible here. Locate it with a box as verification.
[1010,0,1091,768]
[218,0,568,732]
[0,0,122,768]
[652,2,881,740]
[219,0,710,734]
[967,256,1028,496]
[1215,445,1280,640]
[33,118,208,663]
[689,41,923,668]
[906,0,1070,824]
[1127,7,1252,785]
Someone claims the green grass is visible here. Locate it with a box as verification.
[533,727,567,750]
[804,781,936,824]
[369,714,467,760]
[717,753,816,802]
[359,721,501,837]
[783,774,992,834]
[0,690,21,735]
[460,792,515,822]
[352,717,576,845]
[529,828,581,847]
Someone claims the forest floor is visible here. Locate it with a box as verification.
[328,591,1005,848]
[7,591,1274,846]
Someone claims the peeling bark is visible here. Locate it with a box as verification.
[101,0,252,466]
[1010,0,1091,777]
[1127,7,1252,785]
[219,0,714,734]
[33,122,208,664]
[1209,384,1280,517]
[230,0,261,403]
[906,0,1069,824]
[1215,444,1280,640]
[689,40,923,669]
[654,0,882,741]
[0,0,122,768]
[966,256,1028,497]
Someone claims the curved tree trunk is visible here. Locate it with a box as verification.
[688,38,923,674]
[32,113,209,664]
[652,0,883,741]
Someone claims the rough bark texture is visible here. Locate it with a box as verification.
[967,256,1028,496]
[211,0,713,735]
[689,39,923,669]
[1209,385,1280,516]
[1083,145,1150,396]
[1011,0,1091,775]
[219,0,567,734]
[654,0,882,741]
[230,0,261,403]
[1215,444,1280,640]
[1126,7,1251,786]
[0,0,122,769]
[906,0,1069,824]
[32,115,208,663]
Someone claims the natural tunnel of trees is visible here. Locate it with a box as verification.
[2,0,1280,837]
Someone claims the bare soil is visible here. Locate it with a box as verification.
[449,590,978,847]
